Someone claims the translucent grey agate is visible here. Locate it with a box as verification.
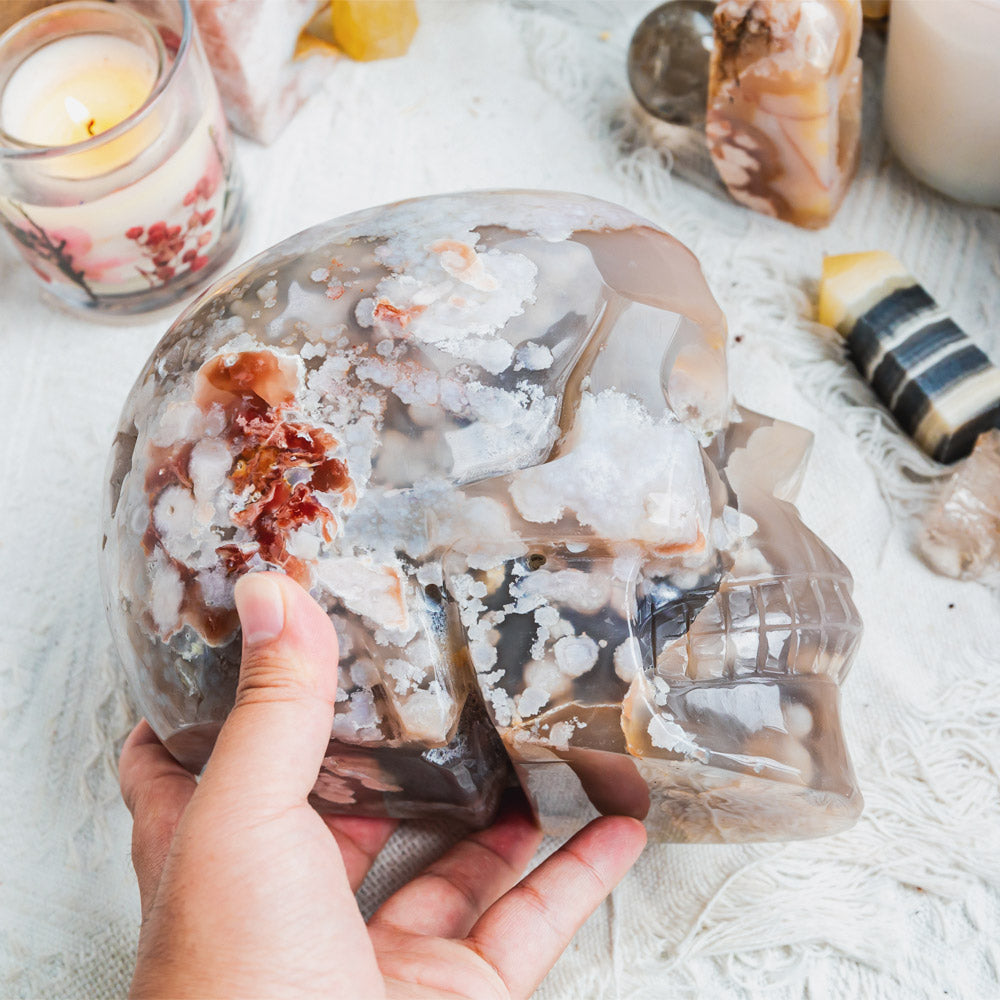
[102,190,863,841]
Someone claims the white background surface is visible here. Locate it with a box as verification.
[2,2,1000,997]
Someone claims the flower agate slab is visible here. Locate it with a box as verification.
[707,0,863,229]
[103,190,863,840]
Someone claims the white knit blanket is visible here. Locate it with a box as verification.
[3,3,999,997]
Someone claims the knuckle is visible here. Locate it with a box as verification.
[120,779,145,820]
[124,776,166,823]
[466,835,523,882]
[235,651,310,704]
[128,778,181,832]
[563,845,611,896]
[518,881,557,927]
[422,868,483,915]
[462,937,515,1000]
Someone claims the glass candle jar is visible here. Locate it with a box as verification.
[0,0,245,317]
[883,0,1000,207]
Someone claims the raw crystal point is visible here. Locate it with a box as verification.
[194,0,339,145]
[920,430,1000,580]
[102,190,863,841]
[706,0,863,229]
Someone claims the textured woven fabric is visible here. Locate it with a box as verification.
[2,3,999,997]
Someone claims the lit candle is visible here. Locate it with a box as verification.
[1,26,161,181]
[1,34,155,146]
[0,1,244,315]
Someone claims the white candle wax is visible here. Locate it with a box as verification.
[1,33,156,147]
[883,0,1000,207]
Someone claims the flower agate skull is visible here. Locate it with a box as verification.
[102,190,863,841]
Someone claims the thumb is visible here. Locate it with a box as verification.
[197,572,339,810]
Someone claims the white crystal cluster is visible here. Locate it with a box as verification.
[103,191,863,840]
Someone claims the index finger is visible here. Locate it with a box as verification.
[119,720,198,916]
[463,816,646,999]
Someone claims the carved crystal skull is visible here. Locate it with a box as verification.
[102,190,863,841]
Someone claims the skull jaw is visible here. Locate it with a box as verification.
[499,676,861,844]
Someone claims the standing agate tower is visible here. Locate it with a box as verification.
[707,0,863,229]
[103,191,863,841]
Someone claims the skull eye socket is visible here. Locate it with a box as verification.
[526,553,547,571]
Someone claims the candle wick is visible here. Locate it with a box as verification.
[86,119,97,137]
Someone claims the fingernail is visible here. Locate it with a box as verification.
[235,573,285,646]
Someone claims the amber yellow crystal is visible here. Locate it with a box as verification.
[295,6,340,61]
[331,0,419,62]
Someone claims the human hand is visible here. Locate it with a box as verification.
[119,572,647,999]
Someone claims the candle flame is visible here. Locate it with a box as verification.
[64,96,90,125]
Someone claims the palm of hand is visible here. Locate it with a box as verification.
[120,575,645,1000]
[124,734,640,1000]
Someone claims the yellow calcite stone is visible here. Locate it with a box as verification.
[295,6,340,61]
[818,251,911,332]
[331,0,419,62]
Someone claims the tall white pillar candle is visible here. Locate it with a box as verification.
[883,0,1000,207]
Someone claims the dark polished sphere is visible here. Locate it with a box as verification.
[627,0,716,127]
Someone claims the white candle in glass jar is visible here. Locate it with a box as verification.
[3,104,228,296]
[0,2,231,302]
[883,0,1000,207]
